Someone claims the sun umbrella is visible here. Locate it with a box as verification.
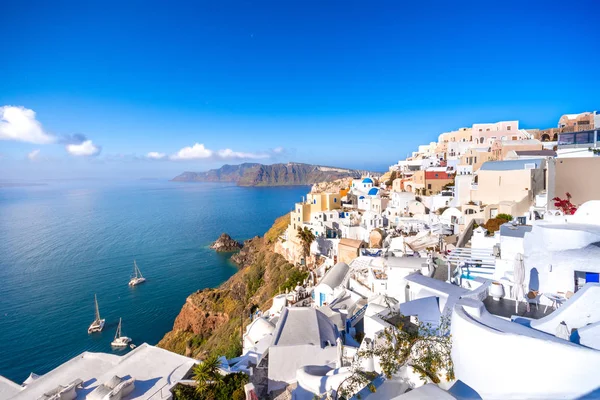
[336,337,344,369]
[513,253,526,313]
[556,321,570,340]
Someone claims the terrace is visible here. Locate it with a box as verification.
[558,129,598,148]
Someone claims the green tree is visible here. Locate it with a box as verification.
[496,213,513,221]
[191,356,250,399]
[297,226,316,267]
[337,316,454,399]
[193,354,223,397]
[385,171,398,187]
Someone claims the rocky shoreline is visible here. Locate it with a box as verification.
[210,233,242,252]
[158,214,296,359]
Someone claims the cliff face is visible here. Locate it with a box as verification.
[158,213,300,359]
[171,162,373,186]
[310,177,354,194]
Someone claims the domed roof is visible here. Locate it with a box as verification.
[362,177,374,184]
[368,187,379,196]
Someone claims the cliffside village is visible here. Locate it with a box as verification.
[2,111,600,400]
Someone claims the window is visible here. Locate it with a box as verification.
[435,173,439,178]
[486,128,490,131]
[507,126,512,131]
[474,157,477,164]
[427,184,432,189]
[334,198,337,203]
[313,199,316,204]
[512,136,518,140]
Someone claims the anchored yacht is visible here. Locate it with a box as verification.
[87,294,105,334]
[128,260,146,286]
[111,318,132,347]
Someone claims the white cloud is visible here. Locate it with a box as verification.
[0,106,56,144]
[28,149,41,161]
[169,143,281,161]
[216,148,270,160]
[66,140,101,156]
[146,151,167,160]
[273,146,284,154]
[170,143,213,160]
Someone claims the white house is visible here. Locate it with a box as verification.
[267,308,340,392]
[452,298,600,399]
[0,344,197,400]
[314,262,350,306]
[521,201,600,297]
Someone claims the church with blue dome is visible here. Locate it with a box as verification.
[352,176,375,190]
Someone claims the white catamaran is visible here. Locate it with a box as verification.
[128,260,146,287]
[111,317,132,347]
[87,294,105,334]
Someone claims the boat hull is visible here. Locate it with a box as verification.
[88,319,105,334]
[111,337,132,347]
[128,277,146,286]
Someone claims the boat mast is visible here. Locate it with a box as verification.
[115,318,121,340]
[135,260,143,279]
[133,260,138,278]
[94,294,101,321]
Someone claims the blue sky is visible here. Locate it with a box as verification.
[1,0,599,179]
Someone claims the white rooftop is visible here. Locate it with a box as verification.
[0,377,21,400]
[405,273,469,299]
[3,343,196,400]
[272,308,338,348]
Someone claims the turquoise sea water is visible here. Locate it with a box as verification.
[0,180,308,383]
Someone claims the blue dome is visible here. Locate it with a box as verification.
[359,196,365,199]
[368,188,379,196]
[362,178,374,184]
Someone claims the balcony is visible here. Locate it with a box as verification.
[558,130,597,148]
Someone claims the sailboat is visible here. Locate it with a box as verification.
[87,294,105,334]
[111,318,132,347]
[128,260,146,286]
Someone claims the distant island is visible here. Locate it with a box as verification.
[171,162,376,186]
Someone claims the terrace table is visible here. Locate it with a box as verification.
[543,293,566,312]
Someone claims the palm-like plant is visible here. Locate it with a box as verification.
[193,354,223,397]
[297,226,315,267]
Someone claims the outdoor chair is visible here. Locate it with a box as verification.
[565,290,574,299]
[525,290,541,312]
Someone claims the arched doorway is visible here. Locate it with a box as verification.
[541,134,550,142]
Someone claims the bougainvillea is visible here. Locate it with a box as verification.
[552,192,577,215]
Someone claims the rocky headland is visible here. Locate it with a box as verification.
[171,162,374,186]
[210,233,242,252]
[158,213,303,359]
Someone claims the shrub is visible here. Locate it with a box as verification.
[281,270,309,293]
[496,213,513,221]
[385,171,398,187]
[553,192,577,215]
[483,218,506,233]
[244,264,265,298]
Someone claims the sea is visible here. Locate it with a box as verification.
[0,180,309,383]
